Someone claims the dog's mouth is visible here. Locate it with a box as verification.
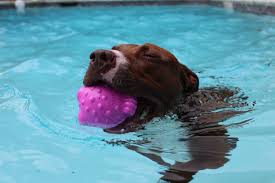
[84,77,140,109]
[84,65,166,109]
[84,69,155,110]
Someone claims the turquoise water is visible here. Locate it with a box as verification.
[1,5,275,183]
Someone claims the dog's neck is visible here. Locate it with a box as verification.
[104,87,250,134]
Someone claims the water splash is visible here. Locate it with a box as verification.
[14,0,25,14]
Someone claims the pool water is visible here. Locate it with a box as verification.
[1,5,275,183]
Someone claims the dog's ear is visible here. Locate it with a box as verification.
[179,64,199,94]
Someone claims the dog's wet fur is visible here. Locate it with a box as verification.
[83,43,253,182]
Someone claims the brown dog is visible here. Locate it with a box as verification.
[83,43,250,182]
[84,43,199,133]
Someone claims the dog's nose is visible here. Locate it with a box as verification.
[90,50,115,69]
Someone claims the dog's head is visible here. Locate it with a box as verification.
[83,43,198,115]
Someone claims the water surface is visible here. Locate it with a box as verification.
[0,5,275,183]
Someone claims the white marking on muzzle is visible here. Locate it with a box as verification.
[102,50,128,84]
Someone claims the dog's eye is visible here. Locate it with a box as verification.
[143,54,159,59]
[143,53,168,64]
[144,54,154,58]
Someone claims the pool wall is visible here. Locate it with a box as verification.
[0,0,275,14]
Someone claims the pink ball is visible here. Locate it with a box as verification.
[77,85,137,129]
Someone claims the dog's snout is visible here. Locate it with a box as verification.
[90,50,115,68]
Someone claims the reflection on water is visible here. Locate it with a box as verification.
[108,87,253,182]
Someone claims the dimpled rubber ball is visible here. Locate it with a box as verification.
[77,85,137,129]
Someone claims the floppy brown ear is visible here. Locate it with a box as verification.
[179,64,199,94]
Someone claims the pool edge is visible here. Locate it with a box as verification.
[0,0,275,15]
